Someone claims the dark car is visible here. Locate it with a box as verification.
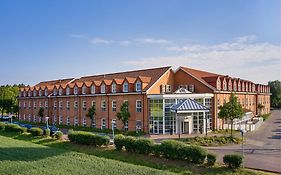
[21,124,33,131]
[41,125,59,135]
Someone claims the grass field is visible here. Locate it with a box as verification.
[0,132,277,175]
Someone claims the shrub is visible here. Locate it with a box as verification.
[160,140,186,159]
[134,138,154,154]
[223,154,243,169]
[5,124,26,133]
[0,122,6,131]
[114,134,125,151]
[124,131,146,136]
[31,127,43,136]
[207,153,217,166]
[151,144,163,157]
[45,129,50,137]
[123,136,137,152]
[68,131,109,147]
[189,145,208,164]
[54,131,63,140]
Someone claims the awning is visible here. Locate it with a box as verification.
[171,98,209,113]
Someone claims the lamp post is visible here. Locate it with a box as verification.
[45,116,49,129]
[240,129,247,168]
[112,119,116,144]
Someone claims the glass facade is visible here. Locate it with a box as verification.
[149,97,213,134]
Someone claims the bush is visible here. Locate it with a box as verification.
[114,134,125,151]
[45,129,50,137]
[134,138,154,154]
[151,144,163,157]
[189,145,208,164]
[207,153,217,166]
[54,131,63,140]
[0,122,6,131]
[124,131,146,136]
[68,131,109,147]
[31,127,43,136]
[5,124,26,133]
[123,136,137,152]
[223,154,243,169]
[160,140,186,159]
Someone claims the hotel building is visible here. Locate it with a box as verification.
[18,66,271,134]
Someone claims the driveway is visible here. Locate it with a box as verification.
[208,110,281,173]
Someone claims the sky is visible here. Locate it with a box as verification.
[0,0,280,86]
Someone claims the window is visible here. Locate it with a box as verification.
[223,80,227,90]
[112,119,117,129]
[83,117,87,127]
[59,116,62,125]
[123,82,128,92]
[136,100,142,112]
[82,86,86,94]
[44,89,48,96]
[135,81,141,92]
[101,118,106,129]
[53,101,57,109]
[66,87,70,95]
[66,116,70,125]
[33,101,36,109]
[233,81,237,91]
[28,91,31,97]
[91,85,95,94]
[74,101,78,109]
[136,120,142,131]
[165,85,171,93]
[238,82,241,91]
[92,100,96,107]
[23,91,26,97]
[59,101,62,109]
[28,101,31,108]
[74,116,78,126]
[74,86,78,95]
[188,85,194,92]
[33,116,36,122]
[101,84,106,93]
[53,89,57,96]
[58,88,62,96]
[124,121,128,131]
[217,79,221,90]
[33,90,37,97]
[66,101,70,110]
[111,82,116,93]
[112,100,116,111]
[39,90,42,96]
[28,115,31,122]
[45,101,48,108]
[82,101,87,110]
[91,118,96,128]
[228,81,232,91]
[101,100,106,111]
[39,101,42,107]
[23,102,26,108]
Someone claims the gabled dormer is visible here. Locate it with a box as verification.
[135,76,152,92]
[111,79,123,93]
[233,79,237,91]
[241,81,245,91]
[222,77,227,91]
[237,79,241,91]
[122,77,136,93]
[227,78,232,91]
[216,77,221,90]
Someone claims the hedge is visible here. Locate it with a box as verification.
[122,136,137,152]
[114,134,125,151]
[134,138,154,154]
[5,124,27,133]
[68,131,109,147]
[161,140,186,160]
[0,122,5,131]
[223,154,243,169]
[31,127,43,136]
[54,131,63,140]
[207,153,217,166]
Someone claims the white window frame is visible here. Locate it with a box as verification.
[33,90,37,97]
[111,82,116,93]
[59,88,63,96]
[45,101,48,108]
[91,85,95,94]
[74,101,78,109]
[66,116,70,125]
[66,101,70,110]
[101,100,106,111]
[54,101,57,109]
[92,100,96,107]
[28,91,31,97]
[123,82,128,92]
[59,116,63,125]
[82,101,87,110]
[83,117,87,127]
[101,118,106,129]
[33,101,36,109]
[44,89,48,96]
[23,102,26,108]
[66,87,70,95]
[74,86,78,95]
[112,100,117,112]
[135,81,142,92]
[136,100,142,112]
[82,86,86,95]
[39,90,42,96]
[124,121,128,131]
[59,101,62,109]
[101,84,106,93]
[74,116,78,126]
[39,101,42,108]
[53,89,57,96]
[23,91,26,97]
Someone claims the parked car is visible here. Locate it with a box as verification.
[41,126,59,135]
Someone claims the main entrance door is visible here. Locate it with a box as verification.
[153,121,159,134]
[181,121,189,134]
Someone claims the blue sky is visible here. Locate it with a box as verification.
[0,0,280,85]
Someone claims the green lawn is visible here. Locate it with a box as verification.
[0,132,277,175]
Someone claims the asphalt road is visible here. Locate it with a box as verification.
[208,109,281,173]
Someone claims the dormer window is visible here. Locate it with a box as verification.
[111,82,116,93]
[66,87,70,95]
[33,90,37,97]
[238,82,241,91]
[101,84,106,93]
[28,91,31,97]
[44,89,48,96]
[53,89,57,96]
[216,79,221,90]
[82,86,86,95]
[91,85,95,94]
[233,81,237,91]
[242,82,245,91]
[23,91,26,97]
[59,88,63,96]
[19,92,22,97]
[39,90,42,96]
[74,86,78,95]
[135,81,141,92]
[123,82,128,92]
[228,81,232,91]
[252,84,255,92]
[223,80,227,90]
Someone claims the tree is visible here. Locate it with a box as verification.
[38,107,44,123]
[0,99,13,117]
[268,80,281,108]
[257,103,264,116]
[218,93,244,137]
[86,105,96,127]
[116,101,131,131]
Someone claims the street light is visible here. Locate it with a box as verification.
[112,119,116,144]
[240,129,247,168]
[45,116,49,129]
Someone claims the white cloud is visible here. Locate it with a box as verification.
[124,36,281,83]
[134,38,171,44]
[119,40,131,46]
[235,35,257,43]
[90,38,115,45]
